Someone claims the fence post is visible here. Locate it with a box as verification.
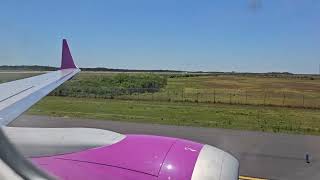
[302,94,305,107]
[213,89,216,103]
[245,90,248,104]
[229,92,232,104]
[111,88,114,99]
[264,91,267,105]
[282,92,286,106]
[181,89,184,101]
[152,89,154,101]
[196,91,199,103]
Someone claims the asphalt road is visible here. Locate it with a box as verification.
[10,115,320,180]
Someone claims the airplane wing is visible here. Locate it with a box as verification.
[0,39,80,126]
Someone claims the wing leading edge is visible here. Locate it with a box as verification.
[0,39,80,126]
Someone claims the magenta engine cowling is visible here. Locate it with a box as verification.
[158,138,203,179]
[32,135,238,180]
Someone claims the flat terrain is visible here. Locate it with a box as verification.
[11,115,320,180]
[2,71,320,108]
[28,96,320,135]
[52,72,320,108]
[1,72,320,134]
[166,74,320,108]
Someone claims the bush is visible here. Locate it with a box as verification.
[51,73,167,98]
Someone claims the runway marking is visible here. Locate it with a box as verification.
[239,176,268,180]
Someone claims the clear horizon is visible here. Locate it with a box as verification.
[0,1,320,74]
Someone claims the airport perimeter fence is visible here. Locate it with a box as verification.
[52,87,320,109]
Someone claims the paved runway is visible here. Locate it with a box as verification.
[10,115,320,180]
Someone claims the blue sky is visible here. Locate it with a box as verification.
[0,0,319,73]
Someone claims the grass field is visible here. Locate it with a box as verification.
[47,72,320,108]
[2,71,318,108]
[1,71,320,135]
[28,96,320,135]
[163,75,320,108]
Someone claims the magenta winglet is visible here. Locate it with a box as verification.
[60,39,77,69]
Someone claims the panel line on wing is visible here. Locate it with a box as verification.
[0,86,34,103]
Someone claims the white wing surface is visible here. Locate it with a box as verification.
[0,39,80,126]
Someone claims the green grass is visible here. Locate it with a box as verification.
[50,72,320,108]
[163,75,320,108]
[2,71,319,108]
[2,71,320,135]
[28,96,320,135]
